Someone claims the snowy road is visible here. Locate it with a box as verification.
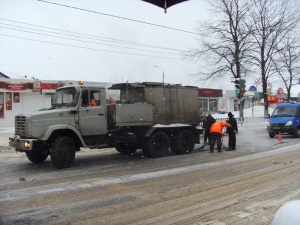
[1,123,300,224]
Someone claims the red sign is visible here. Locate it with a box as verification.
[0,81,57,91]
[268,96,284,104]
[0,82,33,90]
[198,88,222,97]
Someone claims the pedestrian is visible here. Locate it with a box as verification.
[203,113,216,144]
[90,95,97,106]
[210,121,232,153]
[109,96,115,104]
[226,112,238,150]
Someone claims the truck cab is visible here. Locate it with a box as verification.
[267,102,300,138]
[9,82,108,168]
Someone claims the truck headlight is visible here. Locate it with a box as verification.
[24,141,31,149]
[285,121,292,126]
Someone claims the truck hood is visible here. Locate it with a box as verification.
[16,108,78,138]
[19,107,76,120]
[269,116,294,124]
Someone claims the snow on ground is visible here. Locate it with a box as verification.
[212,106,274,119]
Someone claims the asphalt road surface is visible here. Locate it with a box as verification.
[1,123,300,225]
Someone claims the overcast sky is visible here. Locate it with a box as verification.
[0,0,299,95]
[0,1,209,83]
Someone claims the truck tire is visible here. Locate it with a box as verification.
[294,128,300,138]
[25,149,48,163]
[51,136,76,169]
[115,142,138,155]
[269,133,275,138]
[142,131,170,158]
[170,129,195,154]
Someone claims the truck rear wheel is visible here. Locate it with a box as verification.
[115,142,138,154]
[51,136,76,169]
[170,129,195,154]
[25,149,48,163]
[143,131,170,157]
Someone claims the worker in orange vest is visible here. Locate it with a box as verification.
[210,121,232,153]
[109,96,115,104]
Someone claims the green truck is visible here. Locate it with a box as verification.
[9,81,202,169]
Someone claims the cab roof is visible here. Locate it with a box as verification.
[276,101,300,107]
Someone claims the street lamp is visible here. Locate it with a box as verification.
[154,65,165,84]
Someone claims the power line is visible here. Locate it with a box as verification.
[0,33,185,60]
[0,18,192,53]
[0,24,183,56]
[27,0,127,74]
[36,0,202,36]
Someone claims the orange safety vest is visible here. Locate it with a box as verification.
[109,97,115,104]
[210,121,232,134]
[90,99,97,106]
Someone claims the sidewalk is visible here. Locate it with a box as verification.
[0,127,14,147]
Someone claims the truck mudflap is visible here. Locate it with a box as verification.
[9,136,37,151]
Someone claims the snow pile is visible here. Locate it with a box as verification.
[272,200,300,225]
[212,106,274,119]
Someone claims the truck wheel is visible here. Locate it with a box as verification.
[25,149,48,163]
[269,133,275,138]
[115,142,138,154]
[143,131,170,158]
[51,136,76,169]
[170,130,195,154]
[294,128,300,138]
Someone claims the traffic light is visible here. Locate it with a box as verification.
[240,79,246,89]
[234,79,240,89]
[241,88,245,95]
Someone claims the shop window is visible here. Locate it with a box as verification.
[13,93,20,103]
[6,92,12,110]
[199,99,208,112]
[209,99,217,112]
[0,92,4,118]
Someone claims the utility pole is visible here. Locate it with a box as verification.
[154,65,165,84]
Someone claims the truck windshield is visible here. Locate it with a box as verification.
[52,87,80,108]
[271,106,297,117]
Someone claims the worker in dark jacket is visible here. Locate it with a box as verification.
[203,113,216,144]
[226,112,238,150]
[198,113,216,150]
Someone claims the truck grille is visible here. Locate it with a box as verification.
[15,116,28,135]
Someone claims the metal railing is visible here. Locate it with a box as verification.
[216,117,268,124]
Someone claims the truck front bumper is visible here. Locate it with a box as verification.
[9,136,37,151]
[267,125,296,134]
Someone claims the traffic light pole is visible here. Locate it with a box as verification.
[233,78,246,124]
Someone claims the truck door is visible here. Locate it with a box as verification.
[79,89,107,136]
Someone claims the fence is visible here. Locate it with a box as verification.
[216,117,268,124]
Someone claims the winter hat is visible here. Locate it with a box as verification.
[228,112,233,117]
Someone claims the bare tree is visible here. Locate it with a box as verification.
[249,0,299,117]
[272,35,300,100]
[191,0,253,117]
[194,0,253,80]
